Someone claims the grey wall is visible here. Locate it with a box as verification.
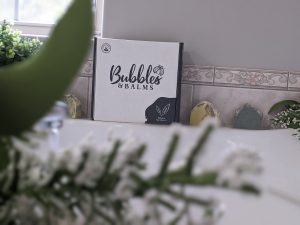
[102,0,300,71]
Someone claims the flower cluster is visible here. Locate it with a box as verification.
[0,123,262,225]
[215,145,263,191]
[271,103,300,137]
[0,20,43,67]
[0,132,147,225]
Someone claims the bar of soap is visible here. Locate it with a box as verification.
[190,101,220,126]
[63,94,81,119]
[233,104,262,130]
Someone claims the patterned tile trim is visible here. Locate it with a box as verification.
[182,65,214,84]
[288,73,300,91]
[181,65,300,91]
[79,60,93,76]
[215,68,288,89]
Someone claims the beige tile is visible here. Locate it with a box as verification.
[193,85,300,128]
[289,73,300,90]
[87,77,94,119]
[87,40,95,61]
[78,40,95,77]
[180,84,194,124]
[215,68,288,89]
[182,65,214,84]
[68,76,89,118]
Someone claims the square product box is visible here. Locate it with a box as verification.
[93,38,183,124]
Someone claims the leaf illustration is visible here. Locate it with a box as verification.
[158,67,164,76]
[268,100,299,114]
[156,106,162,117]
[153,65,164,76]
[162,104,170,116]
[153,66,159,73]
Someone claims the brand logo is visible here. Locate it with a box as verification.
[156,104,170,117]
[109,64,165,91]
[145,97,176,124]
[101,43,111,53]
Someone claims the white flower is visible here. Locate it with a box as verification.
[114,166,137,200]
[57,149,82,172]
[202,200,226,225]
[60,175,70,185]
[213,145,262,190]
[144,190,159,205]
[27,167,42,183]
[74,155,104,188]
[169,159,185,171]
[113,137,141,170]
[33,206,44,219]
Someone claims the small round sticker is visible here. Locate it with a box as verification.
[101,43,111,53]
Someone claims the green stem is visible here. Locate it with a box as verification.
[157,134,180,184]
[185,125,214,176]
[98,140,121,186]
[165,188,212,207]
[95,207,116,225]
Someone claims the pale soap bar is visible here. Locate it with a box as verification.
[63,94,81,119]
[190,101,220,126]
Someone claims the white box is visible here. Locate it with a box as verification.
[93,38,183,124]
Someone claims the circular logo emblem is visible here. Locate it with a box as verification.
[101,43,111,53]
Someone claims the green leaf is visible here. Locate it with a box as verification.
[0,144,9,173]
[268,100,299,114]
[167,208,186,225]
[165,188,212,207]
[98,141,121,186]
[154,197,177,211]
[185,125,214,175]
[0,138,10,180]
[240,183,261,195]
[0,0,93,135]
[156,134,180,182]
[167,171,218,186]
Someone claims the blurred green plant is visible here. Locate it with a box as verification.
[0,20,43,67]
[0,0,93,135]
[0,124,261,225]
[0,0,93,206]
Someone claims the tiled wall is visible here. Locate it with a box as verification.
[69,45,300,128]
[68,44,94,118]
[180,66,300,128]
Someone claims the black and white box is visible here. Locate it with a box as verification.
[93,38,183,124]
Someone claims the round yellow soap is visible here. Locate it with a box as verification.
[190,101,220,126]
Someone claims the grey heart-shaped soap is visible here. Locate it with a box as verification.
[233,104,263,130]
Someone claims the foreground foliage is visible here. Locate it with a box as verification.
[0,123,262,225]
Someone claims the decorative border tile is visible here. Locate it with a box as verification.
[288,73,300,90]
[80,60,93,76]
[182,65,214,84]
[214,68,288,89]
[181,65,296,91]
